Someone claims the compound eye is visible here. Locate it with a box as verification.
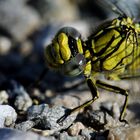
[56,27,81,40]
[60,54,86,76]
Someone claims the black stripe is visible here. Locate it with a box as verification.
[112,51,133,70]
[91,35,116,64]
[91,27,119,42]
[100,37,125,71]
[111,37,135,70]
[85,40,95,57]
[95,35,116,57]
[68,36,78,57]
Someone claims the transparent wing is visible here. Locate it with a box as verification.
[95,0,140,18]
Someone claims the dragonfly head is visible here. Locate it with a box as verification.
[45,27,86,76]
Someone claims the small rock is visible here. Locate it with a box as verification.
[81,128,96,140]
[81,128,109,140]
[14,94,32,111]
[68,122,85,136]
[107,126,140,140]
[50,94,80,108]
[15,120,35,131]
[0,90,8,104]
[8,80,32,111]
[27,104,78,132]
[100,101,120,120]
[87,110,123,130]
[0,36,12,55]
[0,128,53,140]
[0,105,17,127]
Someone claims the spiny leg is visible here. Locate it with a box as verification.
[57,78,99,124]
[96,80,128,123]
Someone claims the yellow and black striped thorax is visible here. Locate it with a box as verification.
[86,16,140,76]
[45,16,140,78]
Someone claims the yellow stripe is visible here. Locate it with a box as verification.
[77,39,83,54]
[58,33,71,61]
[44,45,59,68]
[52,42,64,64]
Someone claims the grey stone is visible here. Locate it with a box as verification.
[0,105,17,127]
[8,80,32,111]
[87,110,124,130]
[0,36,12,55]
[68,122,85,136]
[0,90,8,104]
[15,120,35,131]
[81,128,96,140]
[27,104,77,132]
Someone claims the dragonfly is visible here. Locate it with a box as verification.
[44,0,140,124]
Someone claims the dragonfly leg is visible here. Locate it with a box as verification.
[57,78,99,124]
[96,80,128,123]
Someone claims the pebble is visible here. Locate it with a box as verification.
[87,110,123,130]
[0,90,8,104]
[50,94,80,108]
[0,36,12,55]
[27,104,78,132]
[15,120,35,131]
[0,105,17,127]
[100,101,120,119]
[0,128,54,140]
[68,122,85,136]
[81,128,96,140]
[8,80,32,111]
